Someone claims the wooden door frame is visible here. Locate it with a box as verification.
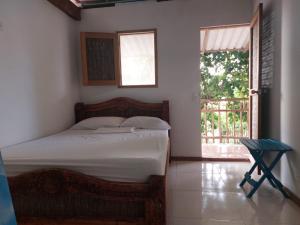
[249,3,263,139]
[200,23,251,161]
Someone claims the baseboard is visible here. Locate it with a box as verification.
[201,157,250,162]
[283,186,300,207]
[171,156,202,161]
[171,156,250,162]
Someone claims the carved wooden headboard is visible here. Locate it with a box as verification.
[75,97,170,124]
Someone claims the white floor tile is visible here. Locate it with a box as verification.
[167,161,300,225]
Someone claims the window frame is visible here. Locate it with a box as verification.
[117,29,158,88]
[80,32,119,86]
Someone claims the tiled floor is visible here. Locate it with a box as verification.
[167,161,300,225]
[202,144,250,159]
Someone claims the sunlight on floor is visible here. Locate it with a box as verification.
[202,144,250,159]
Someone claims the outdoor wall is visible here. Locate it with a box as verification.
[254,0,300,197]
[79,0,252,157]
[0,0,80,148]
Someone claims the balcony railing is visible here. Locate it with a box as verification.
[201,98,249,144]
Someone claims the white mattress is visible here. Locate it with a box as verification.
[1,129,169,182]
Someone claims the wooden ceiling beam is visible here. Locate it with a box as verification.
[48,0,81,21]
[80,0,171,9]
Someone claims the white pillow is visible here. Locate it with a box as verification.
[121,116,171,130]
[71,117,126,130]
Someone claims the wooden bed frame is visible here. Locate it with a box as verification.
[8,97,170,225]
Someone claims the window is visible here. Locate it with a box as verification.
[80,32,119,86]
[118,30,157,87]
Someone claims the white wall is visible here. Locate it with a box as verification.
[79,0,252,157]
[0,0,80,147]
[279,0,300,196]
[253,0,300,196]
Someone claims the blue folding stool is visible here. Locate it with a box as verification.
[0,152,18,225]
[239,138,292,198]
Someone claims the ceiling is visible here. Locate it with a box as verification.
[200,25,250,53]
[70,0,169,8]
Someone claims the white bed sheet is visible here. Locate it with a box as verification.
[1,129,169,182]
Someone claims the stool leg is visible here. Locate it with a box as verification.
[240,160,258,187]
[258,160,277,188]
[260,152,289,197]
[240,150,261,187]
[246,151,276,198]
[247,174,267,198]
[252,152,289,198]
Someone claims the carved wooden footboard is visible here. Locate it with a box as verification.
[8,169,166,225]
[7,97,170,225]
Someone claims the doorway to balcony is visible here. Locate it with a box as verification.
[200,24,250,160]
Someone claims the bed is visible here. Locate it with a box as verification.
[2,97,170,225]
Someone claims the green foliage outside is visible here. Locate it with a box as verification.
[201,51,249,99]
[200,51,249,144]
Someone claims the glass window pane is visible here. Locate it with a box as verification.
[119,32,156,86]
